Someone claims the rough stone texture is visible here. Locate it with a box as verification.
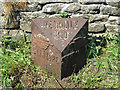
[42,3,63,14]
[71,14,109,23]
[1,1,120,40]
[0,29,3,34]
[108,16,120,25]
[0,16,5,29]
[106,0,120,7]
[48,14,59,18]
[37,0,72,4]
[79,5,101,14]
[100,5,119,16]
[78,0,106,4]
[2,29,9,36]
[26,33,31,40]
[9,30,19,38]
[28,0,109,4]
[61,3,81,13]
[6,30,25,40]
[89,23,105,32]
[0,2,4,16]
[20,12,39,21]
[0,29,3,39]
[20,11,48,21]
[20,11,49,32]
[89,14,109,23]
[105,24,119,33]
[0,2,5,29]
[27,2,41,12]
[20,21,31,32]
[17,30,25,39]
[20,11,49,21]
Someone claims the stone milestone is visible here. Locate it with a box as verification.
[31,18,88,79]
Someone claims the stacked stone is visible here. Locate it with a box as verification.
[0,2,27,40]
[0,2,4,88]
[0,2,4,36]
[0,2,4,49]
[1,0,120,39]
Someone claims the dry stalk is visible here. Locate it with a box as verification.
[4,1,27,27]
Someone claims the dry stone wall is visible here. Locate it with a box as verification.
[0,0,120,40]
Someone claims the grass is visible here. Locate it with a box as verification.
[0,35,31,88]
[0,32,119,89]
[72,33,120,88]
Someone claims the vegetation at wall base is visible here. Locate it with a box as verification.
[73,33,119,88]
[58,13,69,18]
[0,32,119,89]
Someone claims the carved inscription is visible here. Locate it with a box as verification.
[37,47,59,64]
[33,38,59,64]
[53,30,70,40]
[32,18,88,79]
[41,20,78,40]
[41,20,79,30]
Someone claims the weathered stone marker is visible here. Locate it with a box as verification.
[31,18,88,79]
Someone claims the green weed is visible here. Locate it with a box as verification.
[0,35,50,89]
[0,35,31,88]
[58,13,69,18]
[74,33,119,88]
[0,32,119,88]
